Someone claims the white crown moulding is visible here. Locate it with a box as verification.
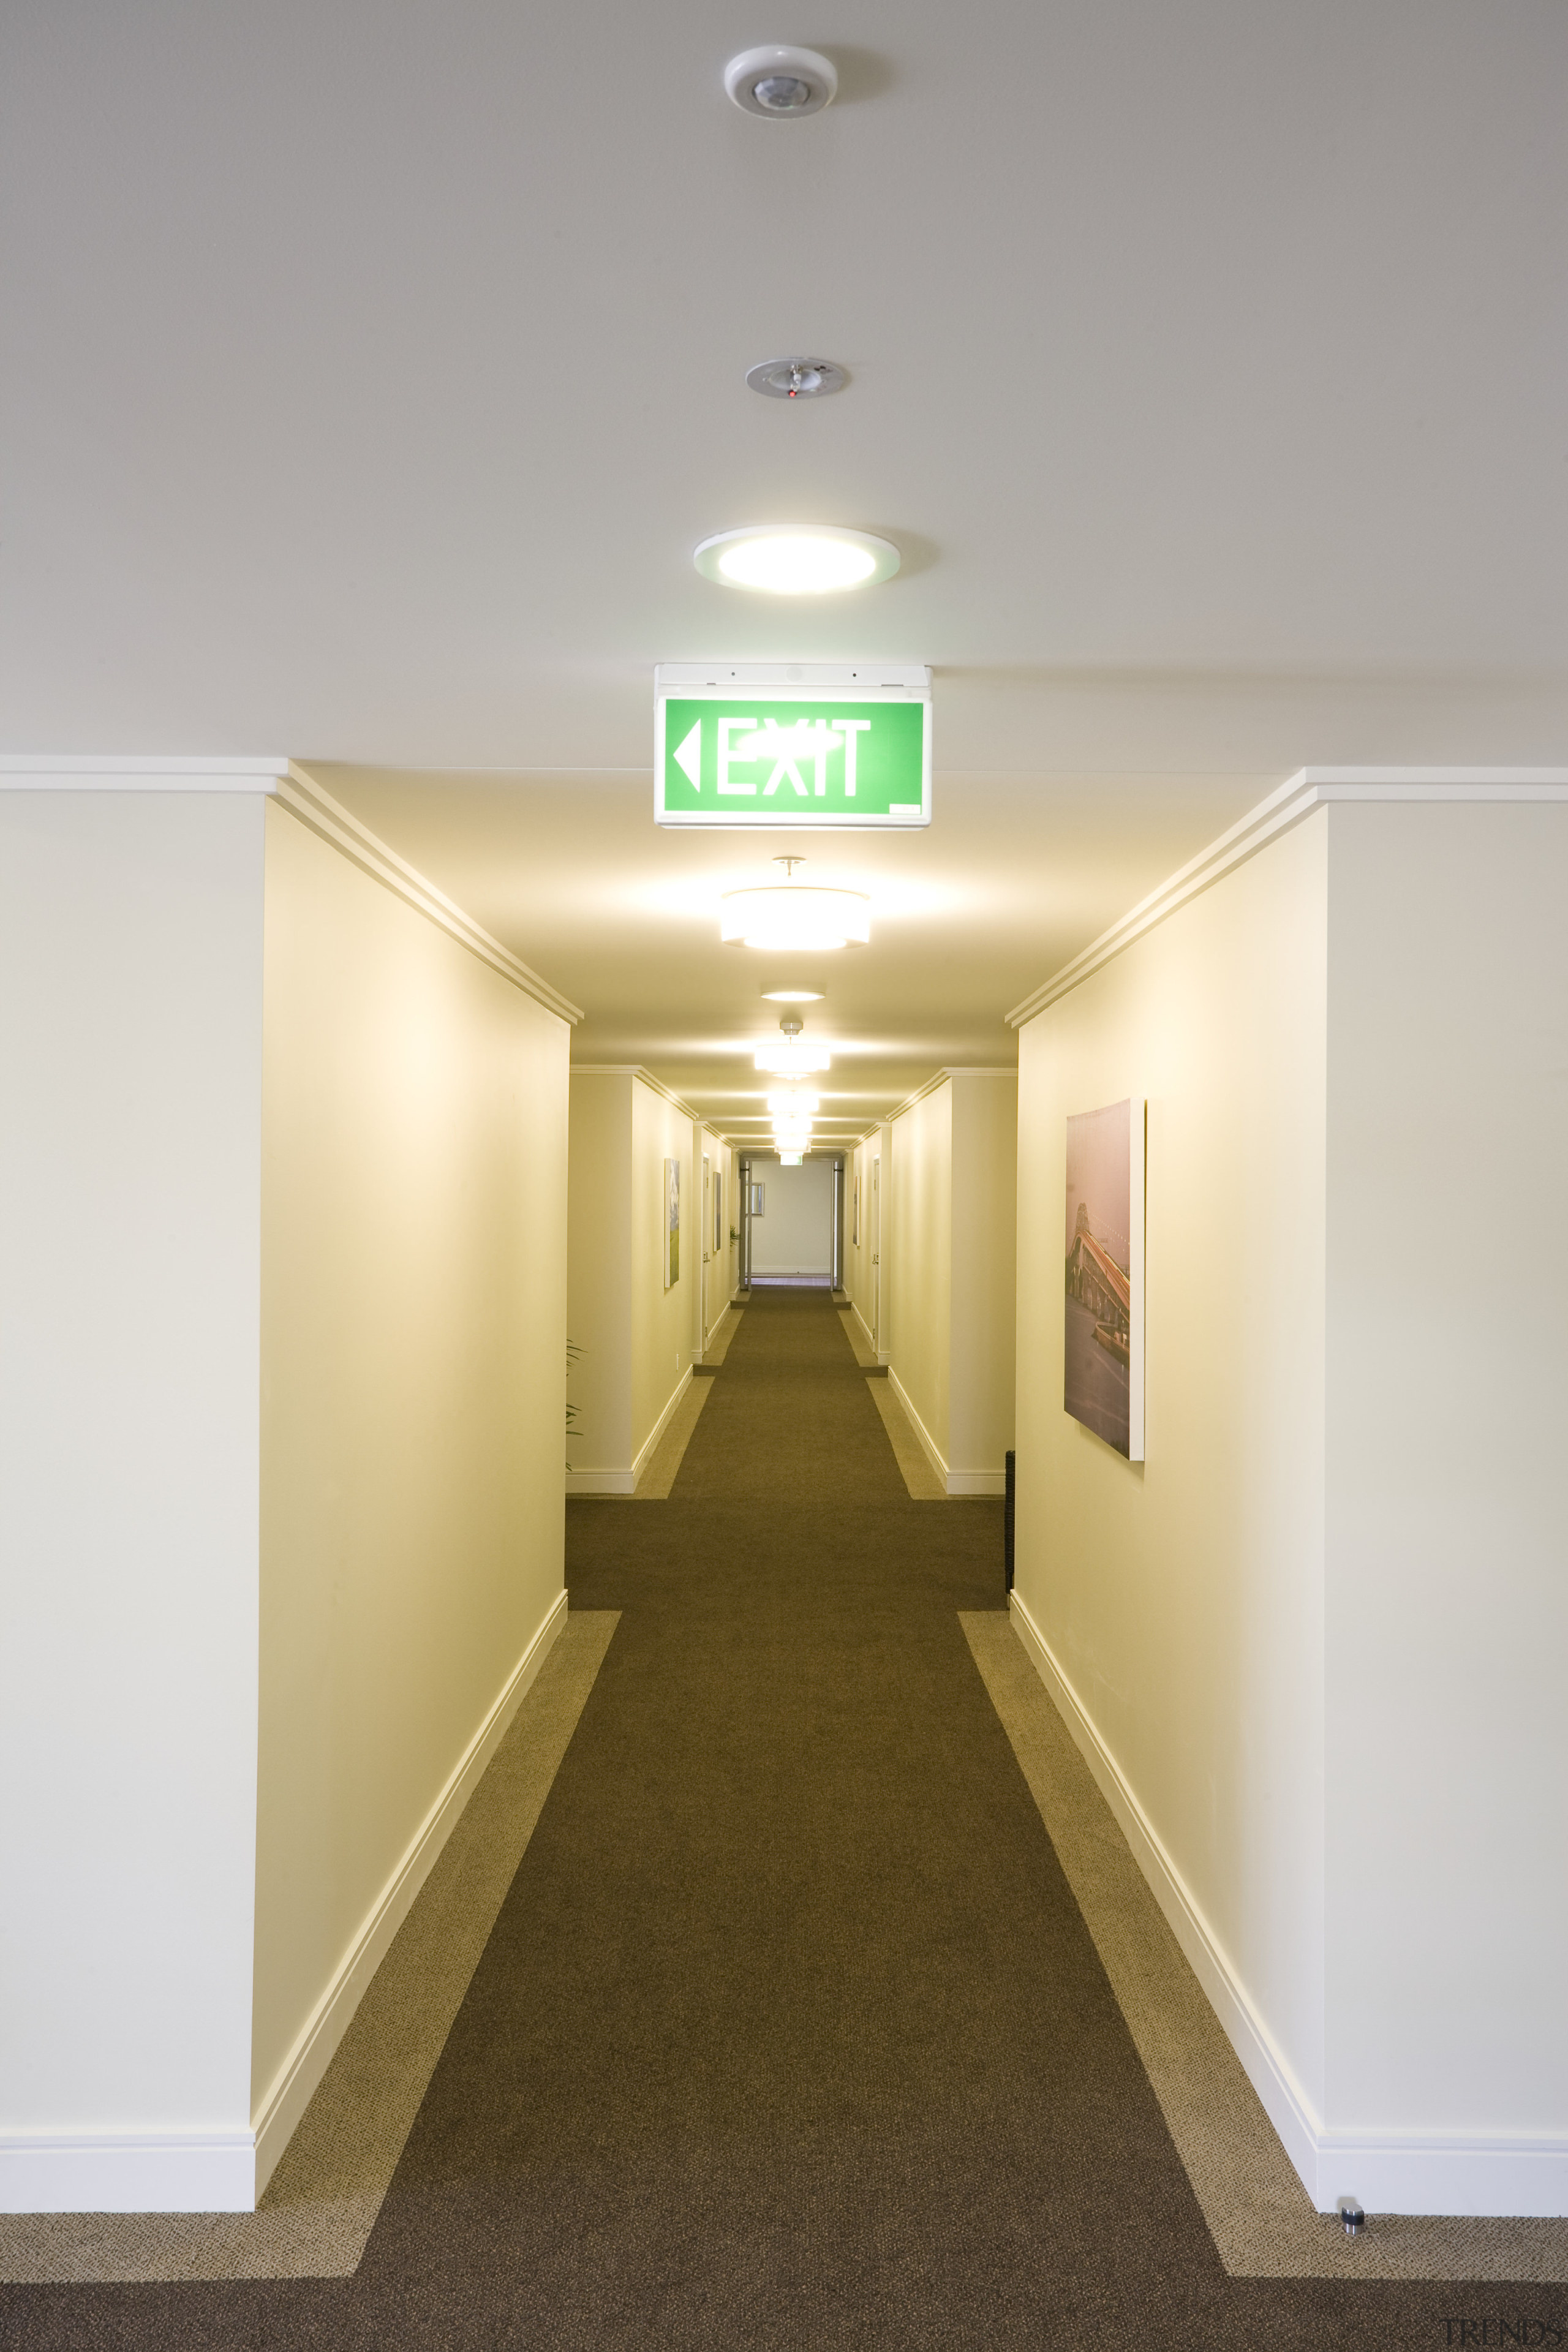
[0,756,582,1027]
[1005,765,1568,1030]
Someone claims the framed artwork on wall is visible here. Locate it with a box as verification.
[665,1156,680,1289]
[852,1172,859,1246]
[750,1182,765,1216]
[1064,1098,1145,1461]
[714,1172,723,1255]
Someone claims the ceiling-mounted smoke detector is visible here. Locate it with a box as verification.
[746,357,846,401]
[724,45,837,118]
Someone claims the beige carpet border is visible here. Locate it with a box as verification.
[961,1611,1568,2282]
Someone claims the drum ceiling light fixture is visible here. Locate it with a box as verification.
[722,858,870,950]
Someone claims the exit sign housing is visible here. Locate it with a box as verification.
[654,663,932,829]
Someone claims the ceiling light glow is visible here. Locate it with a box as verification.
[755,1045,830,1074]
[722,886,869,951]
[694,524,900,597]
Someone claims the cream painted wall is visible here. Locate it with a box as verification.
[630,1079,694,1468]
[748,1153,835,1276]
[888,1088,954,1464]
[252,802,570,2149]
[843,1129,888,1355]
[949,1075,1018,1479]
[1013,813,1330,2133]
[696,1129,735,1348]
[881,1077,1016,1489]
[567,1072,634,1476]
[1322,803,1568,2144]
[0,793,265,2184]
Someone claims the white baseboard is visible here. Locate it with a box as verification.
[249,1585,568,2197]
[945,1468,1008,1496]
[1006,1588,1568,2217]
[631,1364,691,1483]
[565,1466,635,1495]
[886,1368,1005,1497]
[0,2131,258,2217]
[845,1297,878,1360]
[565,1364,693,1496]
[0,1588,570,2217]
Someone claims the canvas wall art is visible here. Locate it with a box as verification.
[665,1156,680,1289]
[1064,1098,1145,1460]
[714,1171,723,1256]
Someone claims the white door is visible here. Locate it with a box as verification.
[870,1155,881,1351]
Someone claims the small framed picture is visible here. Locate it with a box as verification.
[1064,1099,1145,1460]
[665,1156,680,1289]
[750,1182,766,1216]
[714,1172,723,1254]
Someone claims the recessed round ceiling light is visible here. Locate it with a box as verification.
[724,45,837,118]
[745,357,846,401]
[694,524,899,596]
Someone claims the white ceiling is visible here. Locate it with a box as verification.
[6,1,1566,1133]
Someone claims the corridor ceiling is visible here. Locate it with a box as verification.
[6,1,1566,1136]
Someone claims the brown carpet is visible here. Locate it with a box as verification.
[4,1289,1560,2347]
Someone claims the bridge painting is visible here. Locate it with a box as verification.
[1065,1099,1142,1460]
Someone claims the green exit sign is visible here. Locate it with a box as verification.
[654,664,931,829]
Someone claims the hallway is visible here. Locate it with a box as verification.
[10,1291,1562,2348]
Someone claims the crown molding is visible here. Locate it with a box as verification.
[0,754,292,791]
[277,766,582,1024]
[571,1064,702,1122]
[0,755,583,1025]
[886,1064,1017,1121]
[1006,764,1568,1029]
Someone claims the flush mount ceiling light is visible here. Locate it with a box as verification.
[722,857,869,950]
[766,1091,820,1117]
[694,524,900,596]
[761,984,825,1003]
[745,356,846,401]
[724,44,837,117]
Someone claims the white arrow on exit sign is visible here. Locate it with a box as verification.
[673,721,702,790]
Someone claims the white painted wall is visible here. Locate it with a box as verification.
[252,803,570,2176]
[748,1153,835,1275]
[0,792,266,2209]
[1012,784,1568,2215]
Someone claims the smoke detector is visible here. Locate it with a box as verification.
[724,45,837,118]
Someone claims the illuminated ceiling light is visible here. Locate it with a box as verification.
[723,45,837,118]
[694,524,900,596]
[761,985,825,1003]
[755,1044,830,1074]
[722,861,869,951]
[766,1091,820,1117]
